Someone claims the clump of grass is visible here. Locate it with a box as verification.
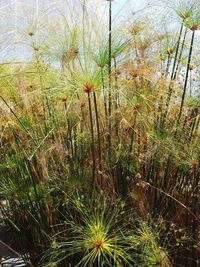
[44,196,134,267]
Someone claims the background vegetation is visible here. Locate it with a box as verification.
[0,0,199,266]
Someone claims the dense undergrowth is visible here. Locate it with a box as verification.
[0,0,199,266]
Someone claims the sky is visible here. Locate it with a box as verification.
[0,0,154,60]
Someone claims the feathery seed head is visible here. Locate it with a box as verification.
[83,82,95,93]
[174,0,198,20]
[184,15,200,31]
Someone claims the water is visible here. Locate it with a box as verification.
[1,257,27,267]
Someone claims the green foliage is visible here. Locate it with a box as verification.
[45,198,135,267]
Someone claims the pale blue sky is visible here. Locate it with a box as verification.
[0,0,152,60]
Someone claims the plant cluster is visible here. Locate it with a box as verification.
[0,0,199,266]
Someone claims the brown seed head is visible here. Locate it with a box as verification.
[83,82,95,93]
[190,24,198,31]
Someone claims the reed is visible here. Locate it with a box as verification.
[0,1,199,266]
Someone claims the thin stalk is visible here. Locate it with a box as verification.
[93,92,102,168]
[0,96,37,146]
[128,112,137,160]
[80,105,84,179]
[0,240,21,258]
[159,53,172,127]
[161,24,186,125]
[170,22,184,80]
[165,53,171,77]
[177,30,195,128]
[87,92,96,186]
[148,183,200,224]
[101,67,108,119]
[73,127,77,160]
[33,43,50,133]
[68,119,74,160]
[114,57,119,109]
[173,27,188,80]
[32,40,56,136]
[113,57,120,145]
[126,111,137,177]
[82,0,87,69]
[137,127,141,158]
[108,0,112,162]
[189,70,192,97]
[189,109,199,143]
[133,35,139,64]
[162,154,172,190]
[192,165,200,264]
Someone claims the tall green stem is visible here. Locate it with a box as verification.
[80,105,84,179]
[189,70,192,97]
[165,53,171,77]
[114,57,119,109]
[188,108,199,143]
[128,112,137,166]
[101,67,108,119]
[114,57,120,144]
[108,0,112,162]
[161,23,184,125]
[93,92,102,167]
[82,0,86,68]
[177,30,195,127]
[87,92,96,185]
[173,27,188,80]
[170,22,184,80]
